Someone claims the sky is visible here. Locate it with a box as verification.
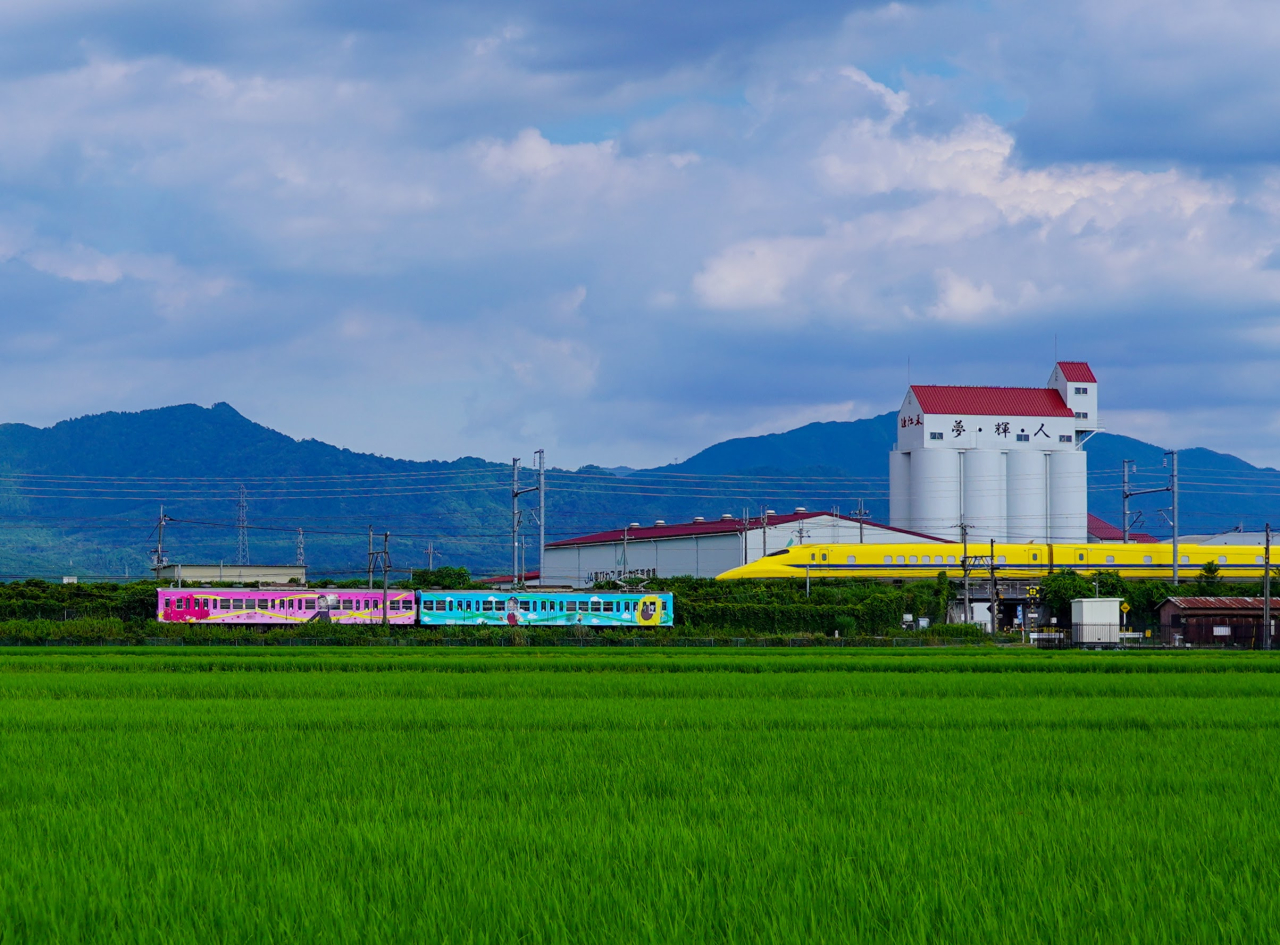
[2,0,1280,469]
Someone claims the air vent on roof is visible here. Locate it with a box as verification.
[794,507,807,513]
[692,517,705,523]
[720,514,734,520]
[766,509,776,515]
[629,522,640,528]
[654,520,666,526]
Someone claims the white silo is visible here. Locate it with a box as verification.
[1048,450,1088,542]
[962,450,1007,542]
[910,449,960,540]
[889,450,911,529]
[1006,450,1048,543]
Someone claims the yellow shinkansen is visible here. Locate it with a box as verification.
[715,541,1272,582]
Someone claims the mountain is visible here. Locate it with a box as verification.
[1,403,1278,579]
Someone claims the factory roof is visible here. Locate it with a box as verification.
[1087,514,1159,543]
[909,385,1075,418]
[1056,361,1097,383]
[546,512,940,548]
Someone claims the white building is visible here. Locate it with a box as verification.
[541,511,939,586]
[889,362,1098,543]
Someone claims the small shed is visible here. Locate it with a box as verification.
[1157,597,1273,647]
[1071,598,1123,644]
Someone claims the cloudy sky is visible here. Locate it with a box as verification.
[2,0,1280,468]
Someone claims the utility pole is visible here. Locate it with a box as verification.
[382,532,390,629]
[151,505,170,575]
[1122,456,1178,575]
[368,525,375,589]
[1170,450,1180,586]
[426,541,436,570]
[1262,523,1272,650]
[960,523,971,624]
[622,524,629,579]
[855,498,867,543]
[511,457,540,588]
[536,449,545,586]
[761,507,770,557]
[236,485,249,566]
[296,528,305,567]
[989,538,998,636]
[1122,460,1134,543]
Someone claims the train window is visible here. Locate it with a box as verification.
[884,556,892,564]
[163,597,170,607]
[997,556,1006,564]
[947,556,956,564]
[341,599,353,610]
[846,555,856,564]
[232,599,243,609]
[1144,556,1152,565]
[603,601,614,613]
[175,598,183,610]
[1218,556,1227,564]
[1181,556,1189,564]
[565,601,576,612]
[590,601,602,612]
[520,600,531,611]
[1259,557,1266,565]
[482,600,493,612]
[437,601,448,612]
[810,553,816,562]
[448,600,454,611]
[896,556,905,564]
[304,599,315,610]
[259,599,269,609]
[1077,554,1084,562]
[922,555,931,564]
[1105,556,1114,564]
[820,553,827,562]
[909,555,918,564]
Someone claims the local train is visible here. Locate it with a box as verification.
[157,588,674,627]
[715,541,1274,582]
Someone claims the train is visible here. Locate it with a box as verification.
[157,588,675,627]
[715,540,1274,582]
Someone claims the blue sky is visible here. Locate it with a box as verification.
[2,0,1280,468]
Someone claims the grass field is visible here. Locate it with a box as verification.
[2,648,1279,943]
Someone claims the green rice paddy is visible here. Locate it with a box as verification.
[2,648,1279,943]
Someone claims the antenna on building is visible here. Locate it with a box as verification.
[235,485,249,566]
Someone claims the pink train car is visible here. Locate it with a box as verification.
[157,588,417,625]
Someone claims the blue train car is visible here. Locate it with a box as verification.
[417,591,674,627]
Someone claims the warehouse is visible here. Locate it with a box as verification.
[541,511,938,586]
[889,361,1096,543]
[1158,597,1275,647]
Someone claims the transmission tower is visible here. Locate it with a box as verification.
[296,528,305,567]
[236,485,249,565]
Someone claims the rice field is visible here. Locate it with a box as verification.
[2,648,1279,943]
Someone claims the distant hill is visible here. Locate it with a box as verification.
[0,403,1278,579]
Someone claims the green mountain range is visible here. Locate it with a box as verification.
[0,403,1276,579]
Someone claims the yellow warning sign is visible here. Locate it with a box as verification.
[1121,602,1131,613]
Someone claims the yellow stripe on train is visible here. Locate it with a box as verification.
[715,542,1271,581]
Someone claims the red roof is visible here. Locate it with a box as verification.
[1057,361,1096,383]
[547,513,941,548]
[910,385,1074,418]
[1087,514,1158,543]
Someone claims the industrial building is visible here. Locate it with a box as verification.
[540,511,937,586]
[890,361,1096,543]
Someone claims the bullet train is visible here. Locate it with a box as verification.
[716,541,1273,582]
